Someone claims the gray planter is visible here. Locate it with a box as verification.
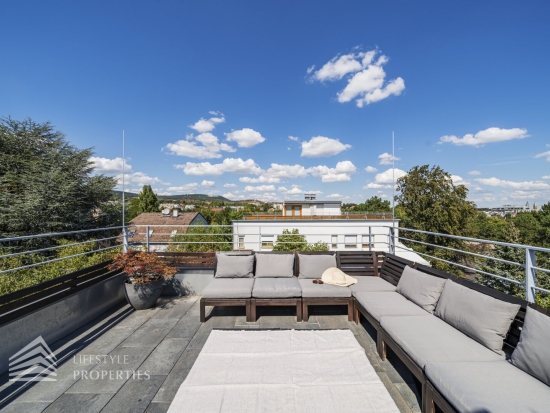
[124,279,164,310]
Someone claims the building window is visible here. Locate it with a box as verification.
[331,235,338,248]
[261,235,274,249]
[361,234,372,249]
[238,236,245,249]
[345,235,357,249]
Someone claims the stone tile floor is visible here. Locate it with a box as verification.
[0,296,421,413]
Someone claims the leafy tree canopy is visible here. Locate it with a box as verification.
[272,229,329,252]
[354,196,391,213]
[137,185,159,213]
[0,117,117,239]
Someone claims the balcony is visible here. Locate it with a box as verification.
[0,226,548,412]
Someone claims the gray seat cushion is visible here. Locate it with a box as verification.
[215,253,254,278]
[511,307,550,386]
[298,279,351,298]
[380,315,504,369]
[356,292,430,322]
[297,253,336,279]
[252,278,301,298]
[202,278,254,299]
[349,276,397,296]
[435,280,520,354]
[254,253,294,278]
[396,266,447,313]
[425,361,550,413]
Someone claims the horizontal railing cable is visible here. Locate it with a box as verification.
[0,226,127,243]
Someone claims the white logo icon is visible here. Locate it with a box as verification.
[9,336,57,382]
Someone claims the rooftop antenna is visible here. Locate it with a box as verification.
[122,130,126,252]
[392,131,395,228]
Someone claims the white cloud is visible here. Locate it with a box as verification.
[175,158,262,176]
[223,183,237,187]
[326,193,342,199]
[469,170,482,175]
[451,175,467,185]
[165,133,235,159]
[365,166,378,173]
[288,136,299,141]
[286,187,303,194]
[201,180,215,187]
[300,136,351,157]
[439,127,528,146]
[118,172,168,187]
[309,49,404,107]
[308,160,357,182]
[223,192,237,199]
[244,185,276,192]
[542,176,550,180]
[363,168,407,189]
[225,128,266,148]
[263,163,309,179]
[508,190,546,200]
[90,157,132,174]
[189,114,225,133]
[534,151,550,161]
[239,176,281,184]
[476,177,550,190]
[167,183,199,192]
[378,152,401,165]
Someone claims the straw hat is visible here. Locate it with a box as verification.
[321,267,357,287]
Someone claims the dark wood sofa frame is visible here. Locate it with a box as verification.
[354,253,544,413]
[300,251,379,322]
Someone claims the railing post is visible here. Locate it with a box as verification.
[369,226,372,252]
[525,248,536,303]
[258,225,261,251]
[389,227,395,255]
[146,225,150,252]
[123,227,128,253]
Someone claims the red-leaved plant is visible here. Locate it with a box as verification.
[108,250,177,284]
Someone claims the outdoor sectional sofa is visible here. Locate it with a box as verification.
[354,256,550,413]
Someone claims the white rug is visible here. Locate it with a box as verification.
[168,329,400,413]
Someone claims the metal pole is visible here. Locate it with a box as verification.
[389,227,395,255]
[122,130,125,232]
[369,226,372,252]
[146,225,150,252]
[392,131,395,227]
[123,227,128,253]
[258,225,261,251]
[525,248,536,303]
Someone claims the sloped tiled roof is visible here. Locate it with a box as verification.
[126,212,206,243]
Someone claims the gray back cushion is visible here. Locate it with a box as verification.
[435,280,520,354]
[297,253,336,279]
[511,307,550,386]
[215,253,254,278]
[396,266,447,313]
[255,253,294,278]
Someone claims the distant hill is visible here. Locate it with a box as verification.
[112,191,230,203]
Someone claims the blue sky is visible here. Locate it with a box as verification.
[2,0,549,207]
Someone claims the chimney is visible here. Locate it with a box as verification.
[173,209,179,218]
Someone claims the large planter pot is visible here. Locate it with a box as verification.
[124,279,164,310]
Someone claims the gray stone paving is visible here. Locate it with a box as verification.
[0,296,421,413]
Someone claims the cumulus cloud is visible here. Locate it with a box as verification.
[263,164,309,179]
[165,133,235,159]
[365,166,378,173]
[326,193,342,199]
[451,175,468,185]
[167,183,199,192]
[201,180,215,187]
[534,151,550,161]
[476,177,550,190]
[189,113,225,133]
[225,128,266,148]
[288,136,300,142]
[439,127,528,146]
[363,168,407,189]
[117,172,168,187]
[239,176,281,183]
[308,160,357,182]
[90,157,132,174]
[223,183,237,187]
[542,176,550,180]
[308,49,404,107]
[378,152,401,165]
[244,185,276,192]
[469,170,482,175]
[300,136,351,157]
[175,158,262,176]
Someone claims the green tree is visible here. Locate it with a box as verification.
[137,185,159,213]
[395,165,477,273]
[272,229,329,251]
[511,212,542,246]
[355,196,391,212]
[0,117,117,240]
[168,224,232,252]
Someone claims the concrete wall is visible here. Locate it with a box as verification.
[162,269,215,296]
[0,273,126,376]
